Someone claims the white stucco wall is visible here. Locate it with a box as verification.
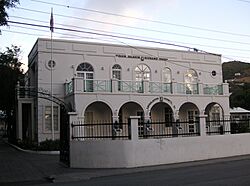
[70,134,250,168]
[24,38,229,142]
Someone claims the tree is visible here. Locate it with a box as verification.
[0,45,24,139]
[0,0,19,26]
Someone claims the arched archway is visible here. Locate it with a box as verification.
[205,103,224,135]
[205,102,224,120]
[179,102,199,121]
[150,102,174,125]
[179,102,199,133]
[84,101,112,123]
[118,102,144,123]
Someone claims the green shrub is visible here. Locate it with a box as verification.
[16,139,38,150]
[38,139,60,151]
[15,139,60,151]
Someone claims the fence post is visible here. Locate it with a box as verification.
[68,112,78,141]
[129,116,140,140]
[224,114,231,134]
[199,114,207,137]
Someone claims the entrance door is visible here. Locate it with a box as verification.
[187,110,199,133]
[22,103,32,140]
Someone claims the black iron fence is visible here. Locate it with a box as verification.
[206,118,250,135]
[138,120,200,139]
[71,121,131,140]
[71,118,250,140]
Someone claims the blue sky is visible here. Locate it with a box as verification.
[1,0,250,70]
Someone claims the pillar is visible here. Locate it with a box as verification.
[68,112,78,141]
[129,116,140,141]
[199,114,207,137]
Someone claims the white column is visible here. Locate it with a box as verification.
[198,83,203,95]
[199,114,207,137]
[171,82,177,94]
[129,116,140,141]
[74,78,84,92]
[143,80,149,93]
[111,78,118,93]
[68,112,78,141]
[222,83,229,95]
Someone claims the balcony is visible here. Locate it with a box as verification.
[65,77,229,96]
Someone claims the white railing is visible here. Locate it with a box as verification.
[65,81,73,95]
[119,80,143,93]
[149,82,172,93]
[176,83,199,94]
[84,79,111,92]
[203,84,223,95]
[65,78,226,96]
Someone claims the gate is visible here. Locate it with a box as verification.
[16,86,71,166]
[59,105,70,166]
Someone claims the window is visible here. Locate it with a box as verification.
[187,110,199,133]
[135,64,150,81]
[112,64,122,91]
[76,63,94,92]
[185,69,198,84]
[184,69,198,94]
[163,67,172,83]
[44,106,59,132]
[112,64,121,79]
[165,107,173,127]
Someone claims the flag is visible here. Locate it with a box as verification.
[50,8,54,32]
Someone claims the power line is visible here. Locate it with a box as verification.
[7,24,97,40]
[7,20,197,51]
[7,19,250,63]
[237,0,250,3]
[5,21,250,73]
[10,15,250,53]
[8,19,250,61]
[17,7,250,46]
[1,29,44,37]
[30,0,250,38]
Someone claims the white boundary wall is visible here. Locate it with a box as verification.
[70,134,250,168]
[69,115,250,168]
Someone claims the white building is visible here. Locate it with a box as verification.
[230,107,250,120]
[16,38,230,142]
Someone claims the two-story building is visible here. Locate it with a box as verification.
[16,38,230,142]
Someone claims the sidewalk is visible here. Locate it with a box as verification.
[2,137,250,185]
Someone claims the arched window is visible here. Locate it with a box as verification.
[76,63,94,92]
[184,69,198,84]
[184,69,198,94]
[135,64,150,81]
[163,67,172,83]
[112,64,121,80]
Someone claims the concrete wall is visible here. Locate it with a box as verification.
[70,133,250,168]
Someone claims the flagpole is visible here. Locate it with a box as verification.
[50,7,54,141]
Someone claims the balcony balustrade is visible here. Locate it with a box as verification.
[64,77,228,96]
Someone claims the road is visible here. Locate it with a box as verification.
[1,137,250,186]
[41,156,250,186]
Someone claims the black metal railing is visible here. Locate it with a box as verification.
[138,120,200,139]
[71,121,130,140]
[206,119,250,135]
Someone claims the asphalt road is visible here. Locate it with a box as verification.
[2,137,250,186]
[42,157,250,186]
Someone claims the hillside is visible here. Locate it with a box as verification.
[222,61,250,82]
[222,61,250,110]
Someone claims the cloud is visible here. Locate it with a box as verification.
[61,0,180,43]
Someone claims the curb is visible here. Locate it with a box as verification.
[6,141,60,155]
